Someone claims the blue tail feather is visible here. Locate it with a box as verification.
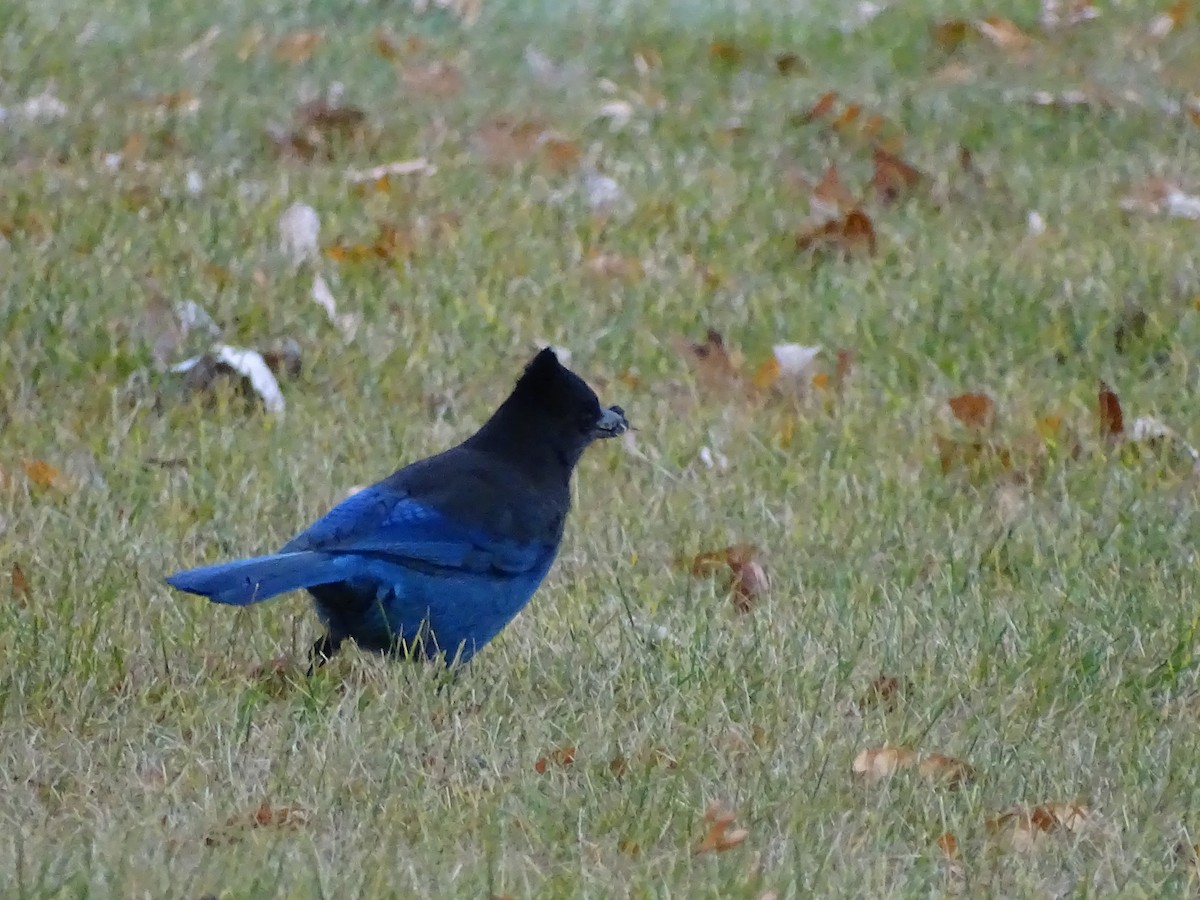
[166,551,343,607]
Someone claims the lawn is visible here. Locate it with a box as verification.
[2,0,1200,895]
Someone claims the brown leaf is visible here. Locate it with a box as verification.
[22,459,69,491]
[584,251,643,282]
[695,802,749,854]
[402,61,464,99]
[708,39,744,67]
[676,328,741,391]
[690,544,769,612]
[931,20,974,52]
[1098,380,1124,439]
[948,392,995,429]
[812,164,858,214]
[856,675,908,712]
[934,435,1014,477]
[935,832,959,858]
[852,745,917,783]
[273,30,322,63]
[918,753,975,788]
[834,348,855,391]
[987,803,1089,851]
[295,100,368,138]
[534,745,577,773]
[774,52,805,76]
[797,91,838,124]
[872,147,925,204]
[795,209,877,260]
[11,563,30,606]
[249,801,311,828]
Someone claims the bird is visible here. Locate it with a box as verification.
[166,348,628,672]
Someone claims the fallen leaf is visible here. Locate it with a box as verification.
[584,251,643,282]
[1120,179,1200,219]
[987,802,1089,851]
[976,17,1034,52]
[855,675,908,712]
[834,348,855,391]
[22,460,69,491]
[931,20,974,53]
[11,563,30,605]
[948,392,995,429]
[708,39,744,67]
[812,164,858,215]
[935,832,959,858]
[690,544,768,611]
[852,745,917,782]
[1041,0,1100,29]
[1148,0,1190,38]
[346,159,436,182]
[797,90,839,124]
[534,745,577,773]
[695,802,749,854]
[310,275,360,341]
[295,99,368,138]
[774,52,804,75]
[278,203,321,266]
[918,753,975,788]
[1098,380,1124,440]
[795,209,877,260]
[872,147,924,204]
[273,31,322,64]
[402,61,464,99]
[677,329,741,392]
[172,345,287,415]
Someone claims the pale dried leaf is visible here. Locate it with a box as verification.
[852,745,917,782]
[172,345,286,414]
[278,203,321,266]
[346,159,436,182]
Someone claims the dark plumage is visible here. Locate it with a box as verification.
[166,349,627,670]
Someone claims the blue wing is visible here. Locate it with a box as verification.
[282,486,545,576]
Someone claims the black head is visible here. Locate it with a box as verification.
[469,348,628,472]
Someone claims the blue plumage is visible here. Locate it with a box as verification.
[166,349,627,670]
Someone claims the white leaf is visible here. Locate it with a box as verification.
[583,170,625,214]
[346,158,436,182]
[19,91,68,122]
[172,344,286,415]
[772,344,822,377]
[1165,190,1200,220]
[175,300,220,337]
[278,202,321,266]
[597,100,635,130]
[311,274,360,341]
[1027,210,1047,235]
[185,171,204,196]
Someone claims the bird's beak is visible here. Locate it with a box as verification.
[592,405,628,439]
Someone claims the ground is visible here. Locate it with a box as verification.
[2,0,1200,896]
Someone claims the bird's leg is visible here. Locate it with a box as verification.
[306,632,344,676]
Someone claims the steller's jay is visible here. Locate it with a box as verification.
[166,349,628,671]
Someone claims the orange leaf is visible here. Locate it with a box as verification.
[798,91,838,124]
[948,392,995,429]
[751,355,781,390]
[935,832,959,858]
[22,459,67,491]
[534,745,577,773]
[872,147,925,204]
[1098,380,1124,438]
[402,61,464,99]
[831,103,862,134]
[247,801,311,828]
[695,802,748,854]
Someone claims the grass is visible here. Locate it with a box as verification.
[2,0,1200,895]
